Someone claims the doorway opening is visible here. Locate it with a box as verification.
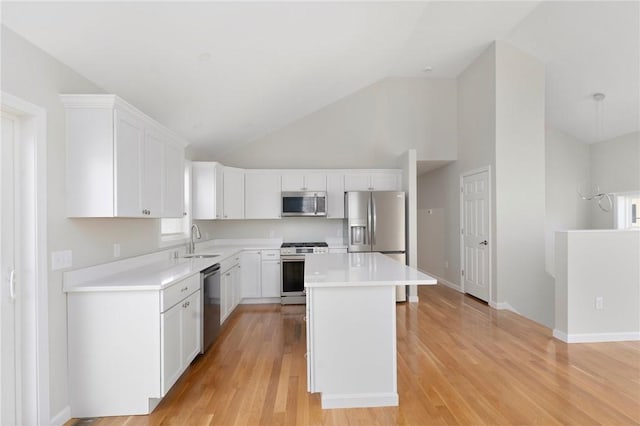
[1,92,49,424]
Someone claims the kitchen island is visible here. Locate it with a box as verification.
[304,252,436,409]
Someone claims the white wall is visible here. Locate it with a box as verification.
[589,131,640,229]
[1,26,168,420]
[417,42,555,328]
[214,77,458,168]
[416,43,496,291]
[545,127,591,277]
[494,41,551,326]
[554,230,640,342]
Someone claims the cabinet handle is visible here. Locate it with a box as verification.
[183,212,187,216]
[226,273,231,277]
[181,286,188,292]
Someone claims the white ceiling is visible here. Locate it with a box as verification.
[2,1,638,157]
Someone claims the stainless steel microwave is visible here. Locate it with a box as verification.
[281,191,327,217]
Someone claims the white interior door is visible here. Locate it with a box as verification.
[1,112,18,425]
[461,169,490,302]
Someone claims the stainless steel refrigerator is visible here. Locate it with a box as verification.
[345,191,407,301]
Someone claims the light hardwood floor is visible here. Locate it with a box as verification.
[70,284,640,425]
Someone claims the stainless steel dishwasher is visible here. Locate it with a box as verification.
[201,264,221,353]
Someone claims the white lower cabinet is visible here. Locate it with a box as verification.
[221,255,241,324]
[67,273,201,417]
[261,259,281,297]
[241,249,281,301]
[240,251,261,297]
[161,289,201,395]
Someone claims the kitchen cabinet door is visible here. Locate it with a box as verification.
[223,167,244,219]
[232,264,242,308]
[261,260,281,298]
[114,108,145,217]
[326,173,345,219]
[281,173,326,191]
[182,290,201,367]
[221,269,233,324]
[160,301,182,395]
[245,173,281,219]
[281,174,305,191]
[370,172,401,191]
[241,251,261,298]
[343,174,371,192]
[192,162,223,220]
[304,173,327,191]
[141,128,164,218]
[163,140,185,218]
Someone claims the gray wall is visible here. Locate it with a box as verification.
[2,26,165,420]
[494,41,551,326]
[545,126,591,277]
[417,41,554,328]
[589,131,640,229]
[215,77,458,168]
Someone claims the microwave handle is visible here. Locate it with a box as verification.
[314,194,318,215]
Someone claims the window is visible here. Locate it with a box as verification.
[615,192,640,229]
[161,163,191,244]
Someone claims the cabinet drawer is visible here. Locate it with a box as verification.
[261,250,280,261]
[220,254,241,273]
[161,274,200,312]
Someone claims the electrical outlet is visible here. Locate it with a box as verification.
[113,243,121,258]
[595,296,604,310]
[51,250,72,271]
[269,230,276,237]
[445,261,449,268]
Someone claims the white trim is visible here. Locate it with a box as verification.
[1,92,49,426]
[50,405,71,426]
[417,268,462,293]
[459,165,492,303]
[320,392,398,409]
[489,301,519,314]
[408,295,419,303]
[240,297,281,305]
[553,329,640,343]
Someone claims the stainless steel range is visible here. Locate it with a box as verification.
[280,242,329,304]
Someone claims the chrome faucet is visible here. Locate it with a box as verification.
[189,224,202,254]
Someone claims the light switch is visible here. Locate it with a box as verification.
[51,250,73,271]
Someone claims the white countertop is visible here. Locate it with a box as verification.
[64,246,246,293]
[304,252,437,288]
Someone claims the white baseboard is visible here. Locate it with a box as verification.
[50,405,71,426]
[417,269,462,293]
[408,295,419,303]
[321,392,398,409]
[553,329,640,343]
[240,297,281,305]
[489,301,520,314]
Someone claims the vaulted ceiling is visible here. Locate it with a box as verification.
[2,1,638,158]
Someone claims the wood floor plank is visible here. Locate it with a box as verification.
[67,285,640,426]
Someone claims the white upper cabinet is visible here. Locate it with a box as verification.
[281,173,326,191]
[192,162,223,220]
[344,171,402,192]
[223,167,244,219]
[244,172,281,219]
[326,173,345,219]
[61,94,187,218]
[163,140,185,218]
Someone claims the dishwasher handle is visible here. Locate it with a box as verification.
[202,263,220,279]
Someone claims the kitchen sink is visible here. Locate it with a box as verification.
[183,254,220,259]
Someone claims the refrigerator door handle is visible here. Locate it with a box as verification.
[366,195,372,246]
[370,194,376,246]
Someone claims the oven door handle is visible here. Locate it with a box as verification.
[281,256,305,262]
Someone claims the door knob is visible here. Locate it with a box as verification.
[479,240,488,246]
